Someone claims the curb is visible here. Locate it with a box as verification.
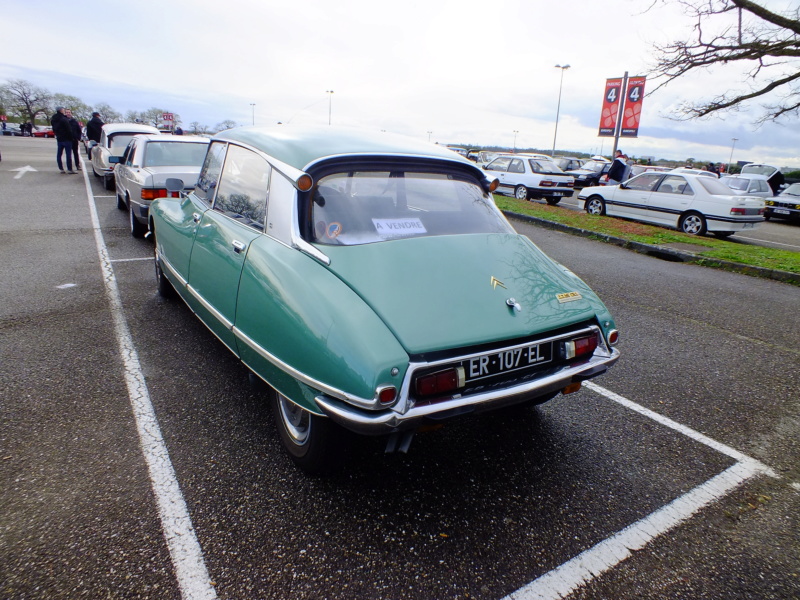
[503,211,800,286]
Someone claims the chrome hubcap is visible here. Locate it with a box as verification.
[278,394,310,445]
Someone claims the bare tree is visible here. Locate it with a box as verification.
[649,0,800,124]
[93,102,123,123]
[0,79,52,125]
[51,93,92,122]
[214,119,238,132]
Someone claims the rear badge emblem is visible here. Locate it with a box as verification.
[557,291,583,303]
[491,276,506,290]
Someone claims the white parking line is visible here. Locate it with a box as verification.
[81,170,218,600]
[111,257,152,263]
[502,382,781,600]
[734,235,800,251]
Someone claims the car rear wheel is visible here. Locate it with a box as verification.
[585,196,606,216]
[514,185,529,200]
[679,212,707,236]
[271,390,350,474]
[130,205,147,238]
[116,190,126,211]
[545,198,561,206]
[712,231,735,239]
[103,173,115,190]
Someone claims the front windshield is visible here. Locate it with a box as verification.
[582,160,607,172]
[143,141,209,167]
[699,177,740,195]
[780,183,800,197]
[309,170,513,246]
[721,177,748,191]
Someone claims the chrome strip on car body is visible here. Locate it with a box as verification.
[234,328,379,410]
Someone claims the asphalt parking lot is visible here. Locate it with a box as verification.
[1,136,799,600]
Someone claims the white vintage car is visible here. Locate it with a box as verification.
[88,123,159,190]
[578,171,765,238]
[111,134,210,237]
[485,153,575,204]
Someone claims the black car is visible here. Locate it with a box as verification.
[567,159,612,188]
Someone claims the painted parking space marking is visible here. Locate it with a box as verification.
[503,381,781,600]
[111,257,153,263]
[81,170,218,600]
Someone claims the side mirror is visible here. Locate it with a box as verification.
[165,178,185,193]
[109,156,121,164]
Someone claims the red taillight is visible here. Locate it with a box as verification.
[540,180,555,187]
[142,188,169,200]
[377,386,397,405]
[563,335,598,360]
[730,207,746,215]
[415,367,465,398]
[607,329,619,345]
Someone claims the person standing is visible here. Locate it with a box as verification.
[606,149,628,185]
[50,107,75,174]
[65,109,82,171]
[85,111,104,158]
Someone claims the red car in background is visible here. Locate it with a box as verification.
[32,126,55,138]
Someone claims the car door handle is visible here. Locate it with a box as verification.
[192,212,201,223]
[232,240,246,254]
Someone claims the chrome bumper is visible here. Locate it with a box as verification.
[315,348,620,435]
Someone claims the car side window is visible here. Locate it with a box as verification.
[509,159,525,174]
[195,141,227,203]
[123,141,136,167]
[625,173,661,192]
[485,157,511,172]
[655,175,690,195]
[212,145,270,231]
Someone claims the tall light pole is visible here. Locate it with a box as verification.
[513,130,519,152]
[326,90,334,125]
[728,137,738,171]
[552,64,571,156]
[427,130,432,142]
[250,103,255,126]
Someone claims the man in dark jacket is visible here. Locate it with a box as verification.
[50,107,76,173]
[606,150,627,185]
[65,109,83,170]
[85,112,103,158]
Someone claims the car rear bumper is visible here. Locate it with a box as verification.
[315,347,620,435]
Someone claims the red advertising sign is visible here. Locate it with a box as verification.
[162,112,174,121]
[598,78,623,137]
[620,76,646,137]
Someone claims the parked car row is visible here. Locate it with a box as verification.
[142,125,621,473]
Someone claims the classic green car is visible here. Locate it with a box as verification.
[150,126,620,473]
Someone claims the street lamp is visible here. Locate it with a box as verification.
[427,130,432,142]
[728,137,738,170]
[250,103,255,126]
[326,90,334,125]
[513,130,519,152]
[552,64,571,156]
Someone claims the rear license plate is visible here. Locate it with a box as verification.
[743,222,755,229]
[774,209,791,215]
[551,192,564,197]
[464,342,553,382]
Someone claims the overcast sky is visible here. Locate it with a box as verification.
[2,0,798,167]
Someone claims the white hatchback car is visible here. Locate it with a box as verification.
[485,154,574,204]
[578,171,765,237]
[111,134,211,237]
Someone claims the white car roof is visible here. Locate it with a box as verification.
[101,122,160,135]
[134,134,211,144]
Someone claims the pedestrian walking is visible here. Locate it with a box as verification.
[50,107,76,174]
[65,109,82,171]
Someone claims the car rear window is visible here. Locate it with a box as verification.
[310,170,513,246]
[143,142,209,167]
[721,177,748,191]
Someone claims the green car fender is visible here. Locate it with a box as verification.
[234,236,409,414]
